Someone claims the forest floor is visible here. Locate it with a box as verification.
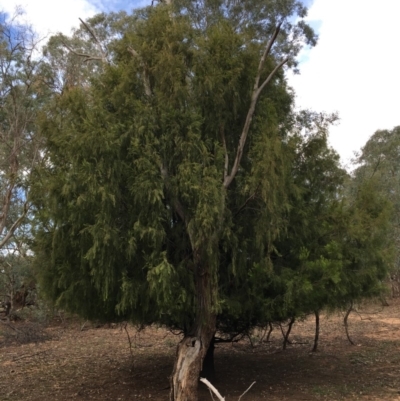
[1,298,400,401]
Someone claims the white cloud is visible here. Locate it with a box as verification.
[289,0,400,167]
[1,0,100,36]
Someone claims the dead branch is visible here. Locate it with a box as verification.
[200,378,257,401]
[200,378,225,401]
[127,46,152,96]
[61,41,103,63]
[238,382,256,401]
[78,18,108,63]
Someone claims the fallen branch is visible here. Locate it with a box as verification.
[238,382,256,401]
[200,377,225,401]
[12,350,48,362]
[200,377,256,401]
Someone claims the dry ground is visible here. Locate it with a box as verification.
[1,299,400,401]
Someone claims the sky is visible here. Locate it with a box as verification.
[1,0,399,168]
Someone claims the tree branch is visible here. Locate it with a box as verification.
[255,22,283,89]
[62,41,103,63]
[200,378,225,401]
[257,57,289,97]
[223,23,286,189]
[127,46,152,97]
[0,201,30,250]
[78,18,108,63]
[238,382,256,401]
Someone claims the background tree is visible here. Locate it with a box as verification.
[41,11,133,94]
[264,116,393,350]
[352,127,400,294]
[0,10,48,314]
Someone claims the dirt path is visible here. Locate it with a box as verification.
[1,299,400,401]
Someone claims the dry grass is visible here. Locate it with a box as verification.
[1,299,400,401]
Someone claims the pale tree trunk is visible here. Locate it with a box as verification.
[170,259,216,401]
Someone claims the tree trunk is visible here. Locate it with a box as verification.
[201,335,216,382]
[344,301,355,346]
[282,317,295,350]
[170,260,216,401]
[266,322,273,342]
[312,310,320,352]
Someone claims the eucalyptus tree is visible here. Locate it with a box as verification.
[0,9,51,312]
[33,2,317,400]
[41,11,133,94]
[353,127,400,279]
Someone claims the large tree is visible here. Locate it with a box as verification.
[0,10,49,311]
[33,2,316,400]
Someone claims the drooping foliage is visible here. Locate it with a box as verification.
[30,2,394,399]
[32,0,393,336]
[33,3,306,326]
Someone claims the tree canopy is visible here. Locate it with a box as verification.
[28,2,393,400]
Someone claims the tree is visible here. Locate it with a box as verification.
[268,116,392,350]
[271,116,347,347]
[32,2,316,400]
[0,10,49,314]
[353,127,400,283]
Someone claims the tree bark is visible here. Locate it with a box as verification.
[170,260,216,401]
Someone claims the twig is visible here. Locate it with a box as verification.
[238,381,256,401]
[12,350,48,362]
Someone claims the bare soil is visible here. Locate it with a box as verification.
[1,299,400,401]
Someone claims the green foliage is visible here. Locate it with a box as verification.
[353,126,400,276]
[33,2,312,330]
[31,1,392,343]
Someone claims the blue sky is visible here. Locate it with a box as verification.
[1,0,399,168]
